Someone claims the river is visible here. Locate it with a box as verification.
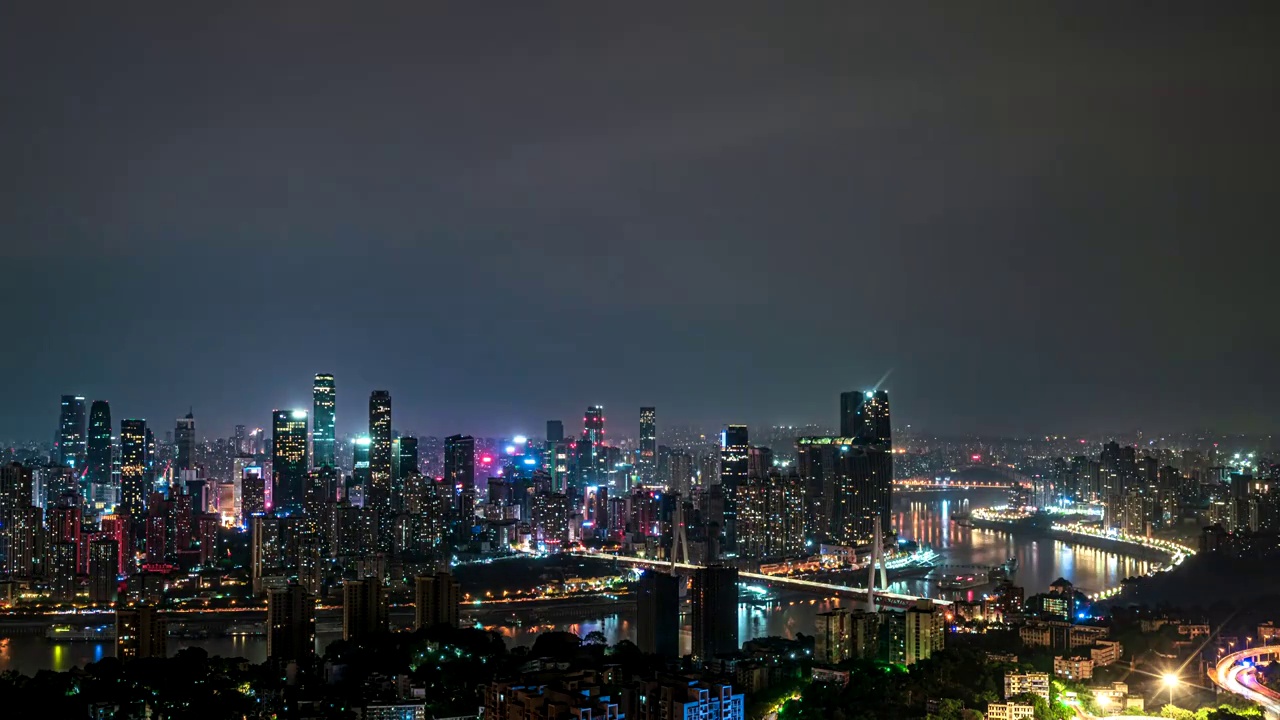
[0,489,1153,673]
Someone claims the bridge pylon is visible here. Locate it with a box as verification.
[867,515,889,612]
[670,494,690,572]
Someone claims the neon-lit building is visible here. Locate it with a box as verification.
[312,374,336,469]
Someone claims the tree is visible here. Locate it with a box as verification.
[583,630,608,646]
[530,631,582,659]
[1160,705,1196,720]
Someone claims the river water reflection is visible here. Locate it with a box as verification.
[0,489,1152,673]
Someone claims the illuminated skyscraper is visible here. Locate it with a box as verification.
[351,436,372,506]
[312,374,336,469]
[840,390,891,445]
[86,400,112,490]
[639,407,657,484]
[719,425,748,553]
[272,410,309,513]
[368,391,393,511]
[56,395,87,468]
[119,419,149,519]
[175,411,196,472]
[0,463,37,577]
[585,406,605,443]
[582,406,605,484]
[796,437,893,545]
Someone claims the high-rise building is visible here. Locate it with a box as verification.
[241,466,267,520]
[57,395,87,469]
[670,451,694,496]
[719,425,749,553]
[119,419,149,519]
[368,391,393,515]
[691,565,738,661]
[905,598,947,665]
[313,374,336,469]
[583,406,605,484]
[796,438,892,545]
[815,609,852,664]
[639,407,657,484]
[116,605,167,660]
[175,412,196,472]
[0,463,41,579]
[86,400,113,490]
[798,392,894,546]
[89,538,119,604]
[737,470,807,559]
[343,576,388,641]
[546,420,564,444]
[267,583,316,666]
[49,500,82,574]
[272,410,309,513]
[637,570,680,657]
[531,492,570,549]
[49,541,78,602]
[445,434,475,519]
[584,406,605,444]
[395,436,419,480]
[251,515,286,595]
[839,390,891,445]
[302,468,336,542]
[414,571,460,629]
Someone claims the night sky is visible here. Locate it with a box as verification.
[3,4,1278,440]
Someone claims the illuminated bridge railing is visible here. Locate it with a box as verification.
[572,551,950,609]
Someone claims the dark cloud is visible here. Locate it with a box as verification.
[2,2,1278,440]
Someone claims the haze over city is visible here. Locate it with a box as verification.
[4,4,1279,439]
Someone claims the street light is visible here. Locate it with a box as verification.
[1162,673,1180,706]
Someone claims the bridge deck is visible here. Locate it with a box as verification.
[574,552,951,609]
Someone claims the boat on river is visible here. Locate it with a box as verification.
[46,624,115,642]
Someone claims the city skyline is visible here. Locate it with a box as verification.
[12,378,1280,446]
[2,6,1278,719]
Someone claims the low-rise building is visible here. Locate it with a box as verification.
[1019,624,1051,648]
[1004,672,1050,702]
[487,671,743,720]
[633,676,744,720]
[1092,682,1143,714]
[1091,640,1122,666]
[986,702,1035,720]
[1177,624,1210,639]
[362,704,426,720]
[1053,656,1094,680]
[486,670,623,720]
